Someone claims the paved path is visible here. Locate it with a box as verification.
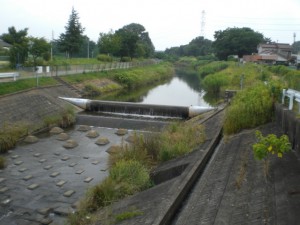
[0,125,137,225]
[173,122,300,225]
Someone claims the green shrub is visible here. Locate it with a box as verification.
[121,57,131,62]
[110,160,151,192]
[81,160,150,213]
[158,122,205,161]
[202,73,229,94]
[43,106,75,128]
[0,122,29,153]
[97,54,113,62]
[223,84,274,135]
[83,178,118,211]
[197,61,229,78]
[253,130,291,160]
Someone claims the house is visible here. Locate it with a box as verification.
[243,43,292,65]
[0,39,12,50]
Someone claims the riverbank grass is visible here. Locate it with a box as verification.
[69,121,205,224]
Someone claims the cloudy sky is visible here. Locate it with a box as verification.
[1,0,299,50]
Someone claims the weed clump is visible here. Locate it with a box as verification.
[0,122,29,153]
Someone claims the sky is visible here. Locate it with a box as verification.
[1,0,300,51]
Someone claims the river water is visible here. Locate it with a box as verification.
[97,74,210,107]
[140,76,209,107]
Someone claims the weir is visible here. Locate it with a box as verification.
[59,97,215,118]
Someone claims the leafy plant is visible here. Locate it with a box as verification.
[252,130,291,160]
[223,84,273,134]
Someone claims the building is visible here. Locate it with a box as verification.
[243,43,292,65]
[0,39,12,50]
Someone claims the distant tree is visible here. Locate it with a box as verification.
[1,26,29,67]
[292,41,300,54]
[165,36,212,58]
[98,23,154,60]
[185,36,212,56]
[213,27,266,60]
[28,37,51,67]
[57,7,85,58]
[98,30,121,56]
[75,36,97,58]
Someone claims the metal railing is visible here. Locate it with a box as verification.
[282,88,300,112]
[12,60,158,81]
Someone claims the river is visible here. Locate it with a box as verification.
[96,74,210,107]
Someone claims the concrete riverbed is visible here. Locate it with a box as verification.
[0,124,142,224]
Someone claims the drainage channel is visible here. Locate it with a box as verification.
[170,140,223,225]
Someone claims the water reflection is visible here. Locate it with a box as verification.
[96,74,211,107]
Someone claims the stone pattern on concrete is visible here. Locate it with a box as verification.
[0,125,135,225]
[0,86,80,129]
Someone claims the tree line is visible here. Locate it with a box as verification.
[1,7,299,68]
[0,7,155,68]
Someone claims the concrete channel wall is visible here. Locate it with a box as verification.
[275,103,300,152]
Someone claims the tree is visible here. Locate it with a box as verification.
[101,23,155,59]
[98,30,121,56]
[57,7,85,58]
[1,26,29,67]
[164,36,212,58]
[213,27,266,60]
[28,37,51,67]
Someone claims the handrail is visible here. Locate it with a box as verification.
[282,88,300,112]
[0,72,19,81]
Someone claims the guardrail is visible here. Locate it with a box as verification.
[0,72,19,81]
[282,88,300,112]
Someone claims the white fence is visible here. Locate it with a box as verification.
[282,89,300,112]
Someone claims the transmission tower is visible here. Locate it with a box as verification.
[201,10,206,38]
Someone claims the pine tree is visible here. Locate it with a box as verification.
[58,7,85,58]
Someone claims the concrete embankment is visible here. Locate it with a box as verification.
[0,85,80,130]
[100,106,225,225]
[99,103,300,225]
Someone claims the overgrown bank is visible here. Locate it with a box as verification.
[0,62,174,160]
[61,62,174,97]
[69,120,206,224]
[176,57,300,134]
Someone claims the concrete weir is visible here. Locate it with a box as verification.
[59,97,215,118]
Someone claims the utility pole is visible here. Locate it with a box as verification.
[293,32,296,43]
[201,10,206,38]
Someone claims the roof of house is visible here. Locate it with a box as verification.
[0,39,12,48]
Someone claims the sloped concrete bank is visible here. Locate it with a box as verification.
[96,107,225,225]
[0,85,80,130]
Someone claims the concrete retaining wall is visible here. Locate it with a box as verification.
[0,85,79,130]
[275,103,300,152]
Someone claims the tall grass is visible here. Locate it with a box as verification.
[112,62,174,89]
[268,65,300,91]
[0,77,59,96]
[197,61,229,78]
[223,84,274,135]
[70,121,206,224]
[0,122,29,153]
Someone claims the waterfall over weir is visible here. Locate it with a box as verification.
[59,97,215,119]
